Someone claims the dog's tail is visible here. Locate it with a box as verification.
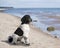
[8,36,13,43]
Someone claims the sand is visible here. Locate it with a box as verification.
[0,13,60,48]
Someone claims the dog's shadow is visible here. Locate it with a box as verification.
[1,40,29,46]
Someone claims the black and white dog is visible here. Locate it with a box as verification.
[8,15,32,46]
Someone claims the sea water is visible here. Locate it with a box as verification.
[4,8,60,38]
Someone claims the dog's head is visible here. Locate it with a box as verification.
[21,15,32,24]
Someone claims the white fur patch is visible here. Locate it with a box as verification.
[20,24,30,38]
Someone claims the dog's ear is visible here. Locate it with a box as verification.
[21,16,25,22]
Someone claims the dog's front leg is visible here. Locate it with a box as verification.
[23,36,30,46]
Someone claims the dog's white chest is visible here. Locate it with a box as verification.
[21,24,30,37]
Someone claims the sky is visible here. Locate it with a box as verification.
[0,0,60,8]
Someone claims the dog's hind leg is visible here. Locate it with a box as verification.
[11,34,19,45]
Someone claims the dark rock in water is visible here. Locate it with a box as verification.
[47,26,55,32]
[33,20,37,22]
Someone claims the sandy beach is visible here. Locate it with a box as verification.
[0,13,60,48]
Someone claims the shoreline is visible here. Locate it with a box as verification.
[0,13,60,48]
[1,12,60,38]
[0,9,7,12]
[3,11,60,38]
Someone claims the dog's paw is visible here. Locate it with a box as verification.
[25,43,30,46]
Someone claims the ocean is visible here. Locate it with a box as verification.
[4,8,60,38]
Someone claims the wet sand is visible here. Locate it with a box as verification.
[0,13,60,48]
